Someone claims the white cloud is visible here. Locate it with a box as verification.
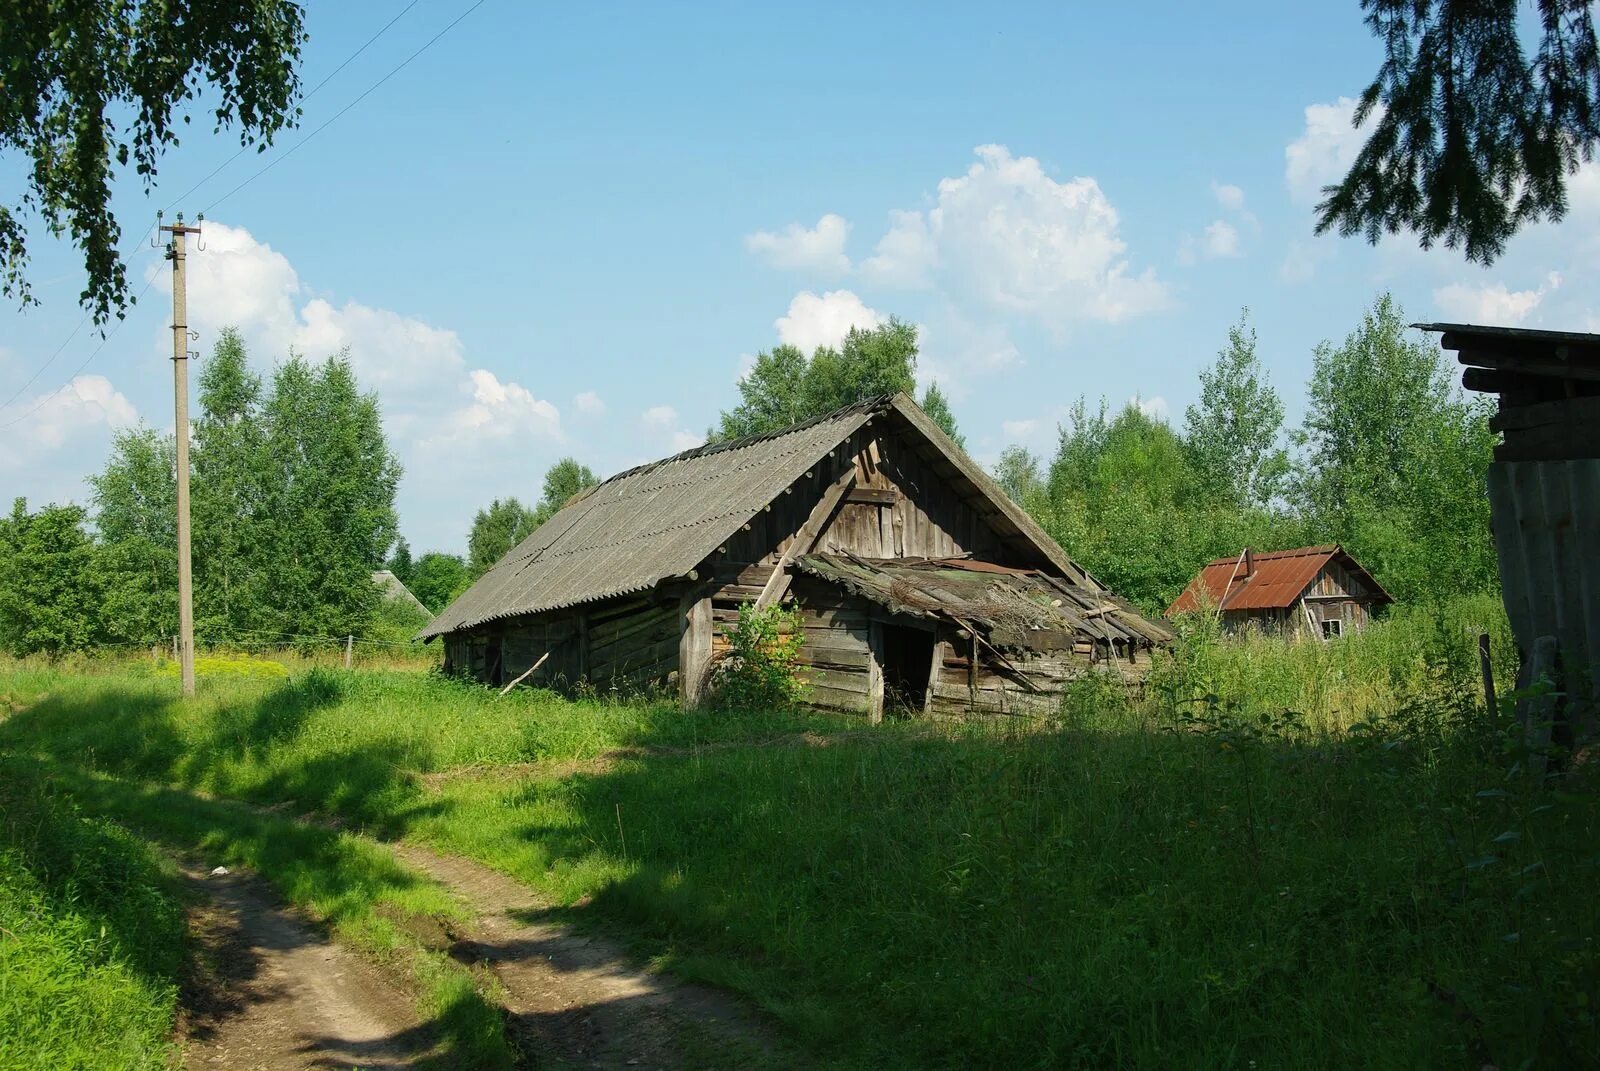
[429,369,561,444]
[642,405,679,432]
[166,221,300,349]
[573,390,606,416]
[862,145,1165,328]
[1180,220,1243,264]
[1286,97,1382,204]
[745,213,852,274]
[1204,220,1241,259]
[292,297,466,394]
[1001,418,1038,440]
[775,290,885,353]
[1130,394,1169,420]
[639,405,703,454]
[1211,182,1246,212]
[861,209,938,288]
[0,375,138,470]
[1433,272,1563,326]
[157,220,468,397]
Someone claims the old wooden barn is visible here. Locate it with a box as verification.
[420,393,1172,718]
[1417,322,1600,740]
[1165,545,1392,638]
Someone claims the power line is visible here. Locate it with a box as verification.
[203,0,491,216]
[0,242,157,414]
[158,0,425,213]
[2,0,450,424]
[0,273,159,431]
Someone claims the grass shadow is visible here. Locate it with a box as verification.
[485,712,1600,1070]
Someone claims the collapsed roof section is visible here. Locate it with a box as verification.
[797,553,1173,655]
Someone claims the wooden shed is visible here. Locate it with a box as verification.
[420,393,1172,719]
[1416,322,1600,739]
[1165,545,1392,638]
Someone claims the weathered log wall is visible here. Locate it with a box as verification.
[709,574,875,712]
[445,592,683,693]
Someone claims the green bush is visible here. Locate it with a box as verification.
[708,602,806,711]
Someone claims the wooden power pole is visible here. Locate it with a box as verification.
[161,212,202,698]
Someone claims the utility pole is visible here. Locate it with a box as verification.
[161,212,202,698]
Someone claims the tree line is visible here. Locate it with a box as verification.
[0,330,606,656]
[0,293,1495,656]
[2,330,402,654]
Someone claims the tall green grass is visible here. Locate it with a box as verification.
[1151,594,1516,733]
[1,598,1594,1069]
[0,771,181,1071]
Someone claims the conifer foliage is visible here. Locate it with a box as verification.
[1322,0,1600,262]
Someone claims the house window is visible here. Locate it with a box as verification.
[1321,618,1342,640]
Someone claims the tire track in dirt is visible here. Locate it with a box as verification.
[388,841,777,1070]
[178,867,437,1070]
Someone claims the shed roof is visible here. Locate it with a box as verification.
[421,393,1097,638]
[1165,545,1392,616]
[798,554,1173,648]
[372,570,429,616]
[1414,322,1600,394]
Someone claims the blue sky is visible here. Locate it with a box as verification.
[3,1,1596,553]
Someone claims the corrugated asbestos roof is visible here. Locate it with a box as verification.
[421,392,1117,639]
[372,570,429,616]
[1165,545,1391,616]
[419,400,881,637]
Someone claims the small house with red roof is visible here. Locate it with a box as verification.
[1165,545,1392,639]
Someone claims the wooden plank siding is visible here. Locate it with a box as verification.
[442,593,684,695]
[712,427,1028,574]
[1219,558,1380,638]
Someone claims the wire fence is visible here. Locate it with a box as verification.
[58,628,439,671]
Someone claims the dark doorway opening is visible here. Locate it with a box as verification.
[879,623,934,713]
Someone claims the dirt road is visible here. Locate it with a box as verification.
[390,841,775,1069]
[177,833,775,1070]
[179,868,437,1070]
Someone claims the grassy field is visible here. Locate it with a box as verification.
[0,770,181,1071]
[1,599,1595,1069]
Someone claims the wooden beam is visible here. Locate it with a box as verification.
[1457,349,1600,384]
[867,619,885,725]
[678,591,713,708]
[754,467,857,611]
[924,639,950,718]
[575,609,589,681]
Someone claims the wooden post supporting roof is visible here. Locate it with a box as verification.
[679,591,712,707]
[867,619,885,725]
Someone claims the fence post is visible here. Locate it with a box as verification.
[1478,632,1497,721]
[344,635,354,670]
[172,635,179,662]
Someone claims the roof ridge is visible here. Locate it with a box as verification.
[595,394,899,489]
[1202,544,1336,566]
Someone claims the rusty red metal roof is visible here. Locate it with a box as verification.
[1165,545,1390,616]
